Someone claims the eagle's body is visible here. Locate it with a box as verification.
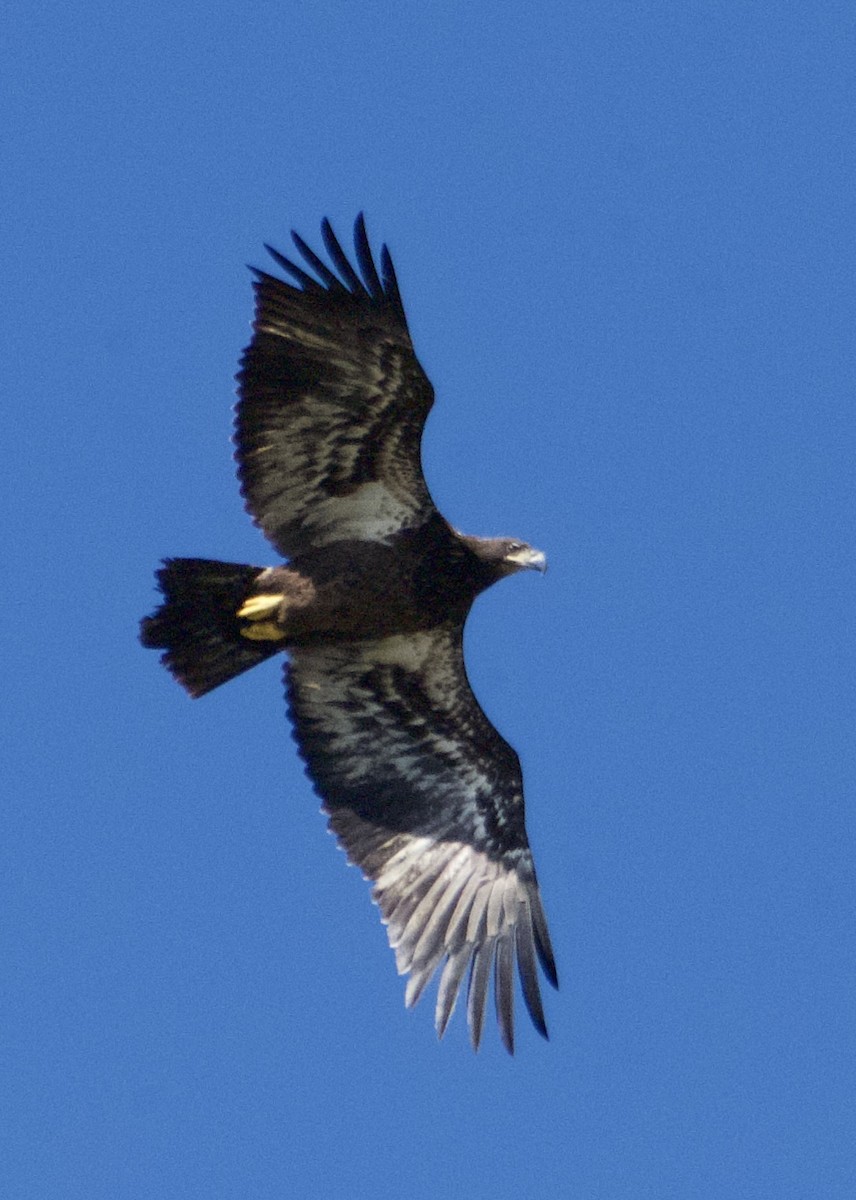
[141,217,556,1053]
[272,517,527,639]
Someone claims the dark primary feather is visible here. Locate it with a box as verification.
[320,217,366,294]
[352,214,384,299]
[235,215,437,560]
[285,626,557,1052]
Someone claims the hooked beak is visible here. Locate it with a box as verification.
[507,546,548,575]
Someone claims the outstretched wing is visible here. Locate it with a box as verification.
[235,215,437,559]
[285,626,557,1053]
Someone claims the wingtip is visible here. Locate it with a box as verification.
[496,1011,515,1055]
[264,241,289,267]
[379,244,405,317]
[258,215,405,316]
[529,1003,550,1041]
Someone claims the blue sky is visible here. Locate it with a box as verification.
[4,2,855,1196]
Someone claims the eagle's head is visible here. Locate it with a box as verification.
[467,536,547,579]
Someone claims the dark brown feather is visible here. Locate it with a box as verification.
[235,215,436,559]
[285,626,557,1050]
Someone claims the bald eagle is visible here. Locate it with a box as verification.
[141,216,557,1053]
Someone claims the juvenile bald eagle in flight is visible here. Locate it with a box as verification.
[141,216,557,1052]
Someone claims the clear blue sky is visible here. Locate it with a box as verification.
[4,3,854,1197]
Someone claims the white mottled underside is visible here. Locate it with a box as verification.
[286,629,554,1051]
[238,291,435,557]
[300,479,417,545]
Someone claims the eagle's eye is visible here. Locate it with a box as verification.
[506,542,522,553]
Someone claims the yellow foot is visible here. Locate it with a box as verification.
[237,592,287,641]
[237,593,284,620]
[240,620,284,642]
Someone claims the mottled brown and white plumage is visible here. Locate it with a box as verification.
[141,216,556,1053]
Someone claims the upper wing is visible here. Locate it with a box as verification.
[235,215,437,559]
[285,626,557,1053]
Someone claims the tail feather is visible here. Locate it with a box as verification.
[141,558,281,697]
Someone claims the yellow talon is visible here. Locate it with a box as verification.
[237,593,283,620]
[239,621,284,642]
